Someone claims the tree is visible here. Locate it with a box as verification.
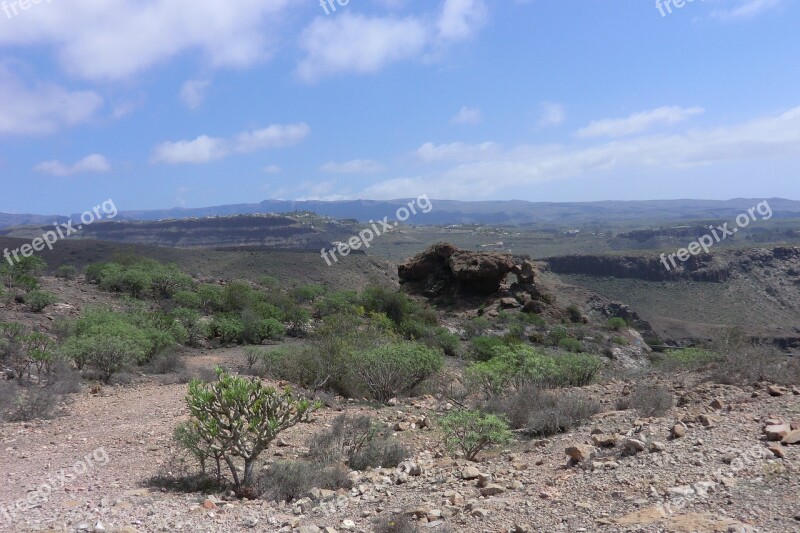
[185,369,318,494]
[440,410,513,461]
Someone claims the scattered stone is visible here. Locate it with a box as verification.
[461,466,482,480]
[767,385,786,397]
[591,433,619,448]
[781,429,800,445]
[622,438,646,454]
[670,424,687,439]
[709,398,724,410]
[479,483,506,497]
[768,444,786,458]
[649,441,666,453]
[471,508,490,518]
[566,444,596,463]
[764,424,791,441]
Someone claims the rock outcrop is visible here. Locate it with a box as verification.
[398,243,517,296]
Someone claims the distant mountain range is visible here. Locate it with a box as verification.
[2,198,799,229]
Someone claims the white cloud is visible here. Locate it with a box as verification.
[297,1,488,82]
[711,0,782,20]
[416,141,500,162]
[0,67,102,136]
[297,14,428,82]
[576,106,705,139]
[451,106,482,125]
[364,106,800,200]
[235,123,310,153]
[538,102,565,127]
[438,0,488,41]
[152,123,310,165]
[180,79,211,109]
[320,159,385,174]
[263,165,282,174]
[152,135,228,165]
[34,154,111,176]
[0,0,292,81]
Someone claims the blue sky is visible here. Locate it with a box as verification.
[1,0,799,215]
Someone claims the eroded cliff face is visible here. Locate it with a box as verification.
[546,246,800,283]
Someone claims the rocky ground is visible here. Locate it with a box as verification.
[2,347,799,533]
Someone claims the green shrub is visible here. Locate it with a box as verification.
[611,336,628,346]
[462,316,491,339]
[55,265,78,280]
[172,308,210,347]
[241,309,284,344]
[259,275,279,288]
[173,290,202,309]
[558,337,583,353]
[440,410,513,461]
[221,281,256,312]
[292,284,326,303]
[427,327,462,357]
[315,290,360,317]
[196,284,223,313]
[347,342,443,403]
[186,369,318,493]
[25,290,57,312]
[62,335,144,382]
[607,317,628,331]
[548,325,569,344]
[566,304,583,323]
[284,306,310,337]
[657,348,721,371]
[210,313,245,344]
[61,308,179,374]
[466,345,602,396]
[471,335,506,361]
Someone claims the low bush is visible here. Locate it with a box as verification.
[307,414,410,470]
[616,385,674,417]
[25,290,57,312]
[257,461,351,503]
[470,335,506,361]
[466,345,602,396]
[710,345,800,386]
[347,342,443,403]
[55,265,78,280]
[607,317,628,331]
[486,385,601,436]
[440,409,513,461]
[656,347,722,371]
[0,381,62,422]
[147,351,186,375]
[462,316,491,339]
[558,337,583,353]
[372,514,421,533]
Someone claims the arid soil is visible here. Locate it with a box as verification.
[2,347,799,533]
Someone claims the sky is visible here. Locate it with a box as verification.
[1,0,799,215]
